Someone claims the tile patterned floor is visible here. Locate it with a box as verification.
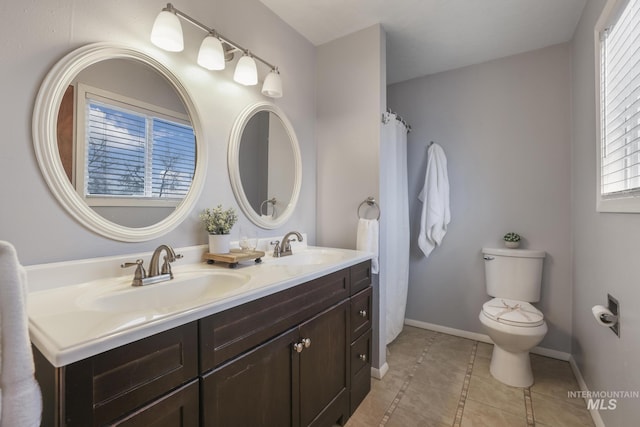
[346,326,595,427]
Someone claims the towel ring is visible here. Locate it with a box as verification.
[357,197,380,220]
[260,198,277,217]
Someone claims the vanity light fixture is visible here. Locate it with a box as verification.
[150,5,184,52]
[233,51,258,86]
[197,33,225,70]
[150,3,283,97]
[261,68,283,98]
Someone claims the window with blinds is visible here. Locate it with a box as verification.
[599,0,640,208]
[79,88,195,206]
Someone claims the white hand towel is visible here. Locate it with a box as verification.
[356,218,379,274]
[418,143,450,257]
[0,241,42,427]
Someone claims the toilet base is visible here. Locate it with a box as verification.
[489,345,533,388]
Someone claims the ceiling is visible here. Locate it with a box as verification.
[259,0,587,84]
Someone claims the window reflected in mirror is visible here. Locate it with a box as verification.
[54,58,197,228]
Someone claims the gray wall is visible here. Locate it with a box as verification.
[316,25,385,249]
[387,44,573,352]
[0,0,316,265]
[572,0,640,425]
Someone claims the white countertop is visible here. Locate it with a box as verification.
[27,245,372,367]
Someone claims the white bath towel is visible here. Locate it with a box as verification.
[356,218,379,274]
[418,143,450,257]
[0,241,42,427]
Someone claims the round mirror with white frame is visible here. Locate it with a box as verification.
[228,102,301,229]
[32,42,207,242]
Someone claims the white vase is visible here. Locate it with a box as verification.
[208,234,231,254]
[504,241,520,249]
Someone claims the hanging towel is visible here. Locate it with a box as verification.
[0,241,42,427]
[418,143,450,257]
[356,218,379,274]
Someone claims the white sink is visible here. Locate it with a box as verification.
[266,248,348,266]
[76,270,251,313]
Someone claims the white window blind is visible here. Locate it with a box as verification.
[601,0,640,197]
[85,99,196,200]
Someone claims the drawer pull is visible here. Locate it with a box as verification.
[302,338,311,348]
[358,309,367,318]
[358,354,367,362]
[293,342,304,353]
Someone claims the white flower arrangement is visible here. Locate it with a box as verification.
[503,232,521,242]
[200,205,238,235]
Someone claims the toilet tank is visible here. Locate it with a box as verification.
[482,248,546,302]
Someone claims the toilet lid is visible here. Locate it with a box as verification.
[482,298,544,327]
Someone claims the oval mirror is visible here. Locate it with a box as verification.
[33,43,207,241]
[228,102,301,229]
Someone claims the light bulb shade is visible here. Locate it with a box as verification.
[150,10,184,52]
[233,54,258,86]
[261,69,283,98]
[197,35,226,70]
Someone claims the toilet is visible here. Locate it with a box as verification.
[479,247,547,388]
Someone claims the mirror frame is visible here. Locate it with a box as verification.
[32,42,207,242]
[228,102,301,229]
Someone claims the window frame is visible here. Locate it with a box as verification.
[595,0,640,212]
[75,83,194,208]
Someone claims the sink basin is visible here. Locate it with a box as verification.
[77,270,251,313]
[267,248,348,266]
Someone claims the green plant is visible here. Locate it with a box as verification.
[503,232,521,242]
[200,205,238,235]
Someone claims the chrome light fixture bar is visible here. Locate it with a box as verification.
[151,3,283,97]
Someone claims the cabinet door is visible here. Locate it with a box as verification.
[299,301,349,427]
[201,328,299,427]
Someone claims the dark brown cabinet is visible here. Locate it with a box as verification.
[299,301,349,427]
[201,328,299,427]
[348,286,372,414]
[201,301,349,427]
[35,260,372,427]
[35,322,199,427]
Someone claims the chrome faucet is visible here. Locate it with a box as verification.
[278,231,303,257]
[121,244,183,287]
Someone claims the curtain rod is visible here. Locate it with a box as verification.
[382,108,411,132]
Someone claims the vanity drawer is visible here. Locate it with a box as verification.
[350,287,372,340]
[200,267,350,371]
[350,261,372,295]
[349,329,372,415]
[350,329,371,378]
[110,379,199,427]
[63,322,198,426]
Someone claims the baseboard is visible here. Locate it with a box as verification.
[404,318,571,361]
[371,362,389,380]
[569,356,606,427]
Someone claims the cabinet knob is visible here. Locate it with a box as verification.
[302,338,311,348]
[293,342,304,353]
[359,309,367,318]
[358,354,367,362]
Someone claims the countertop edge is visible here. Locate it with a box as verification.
[30,248,372,367]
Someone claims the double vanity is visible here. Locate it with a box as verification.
[28,41,369,426]
[29,244,373,426]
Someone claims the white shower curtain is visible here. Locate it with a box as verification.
[380,113,410,345]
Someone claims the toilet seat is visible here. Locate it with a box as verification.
[482,298,544,327]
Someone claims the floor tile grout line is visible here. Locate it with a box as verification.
[379,332,438,427]
[452,341,478,427]
[524,387,535,426]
